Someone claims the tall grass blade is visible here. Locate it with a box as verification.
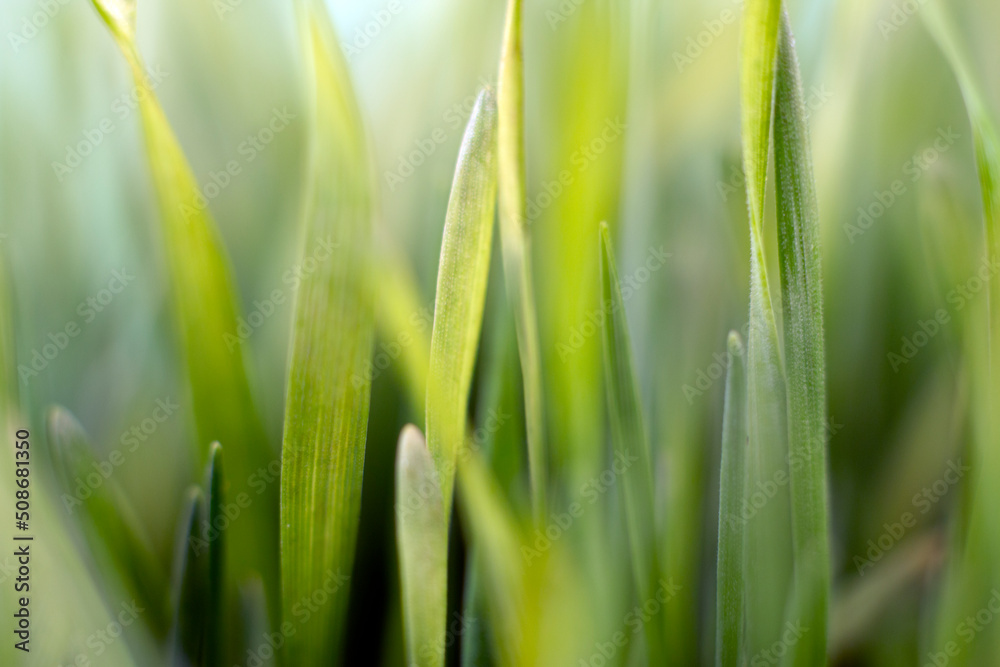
[738,0,793,655]
[773,12,831,664]
[202,443,226,667]
[395,425,447,667]
[47,406,168,631]
[88,0,276,588]
[426,87,498,514]
[598,222,664,662]
[497,0,547,522]
[169,488,208,666]
[279,2,375,664]
[716,332,747,666]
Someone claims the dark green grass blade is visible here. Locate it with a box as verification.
[169,488,208,667]
[773,12,831,665]
[598,222,664,663]
[279,2,375,664]
[716,332,747,666]
[203,443,225,667]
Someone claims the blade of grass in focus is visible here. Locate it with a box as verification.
[922,3,1000,662]
[715,332,746,666]
[738,0,793,655]
[598,222,664,663]
[279,1,375,664]
[497,0,547,523]
[47,406,168,632]
[202,443,225,667]
[395,425,447,667]
[169,488,208,666]
[88,0,276,592]
[773,12,831,664]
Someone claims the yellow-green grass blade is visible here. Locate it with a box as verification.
[426,87,499,515]
[279,2,375,664]
[773,12,831,665]
[739,0,793,655]
[922,3,1000,662]
[47,406,168,633]
[598,222,664,663]
[716,332,747,666]
[497,0,547,522]
[169,487,208,666]
[395,425,447,667]
[88,0,276,590]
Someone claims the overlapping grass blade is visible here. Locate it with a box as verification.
[773,12,831,664]
[598,222,664,663]
[738,0,793,655]
[715,332,747,666]
[88,0,276,589]
[169,488,208,666]
[395,425,447,667]
[497,0,547,522]
[47,406,168,632]
[279,1,375,664]
[425,87,498,514]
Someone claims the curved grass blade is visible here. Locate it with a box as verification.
[87,0,276,590]
[395,425,447,667]
[425,87,498,515]
[497,0,547,522]
[169,488,208,667]
[598,222,664,663]
[279,2,375,664]
[773,12,831,664]
[202,443,225,667]
[716,332,747,666]
[47,406,168,632]
[738,0,793,655]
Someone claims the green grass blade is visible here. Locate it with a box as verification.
[497,0,547,522]
[598,222,664,663]
[738,0,793,655]
[773,12,831,665]
[88,0,276,590]
[395,425,447,667]
[716,332,747,667]
[47,406,168,632]
[202,443,225,667]
[279,2,375,664]
[425,87,499,514]
[169,488,208,666]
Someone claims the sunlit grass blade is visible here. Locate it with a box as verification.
[773,12,831,664]
[169,487,208,666]
[497,0,547,522]
[202,443,225,666]
[426,87,498,514]
[716,332,747,666]
[47,406,168,632]
[88,0,276,589]
[279,2,375,664]
[598,222,664,662]
[738,0,793,655]
[395,425,447,667]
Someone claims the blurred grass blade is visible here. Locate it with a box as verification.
[773,12,831,664]
[426,87,498,514]
[497,0,547,522]
[0,249,16,418]
[203,443,225,667]
[169,488,208,666]
[739,0,793,655]
[47,406,168,632]
[239,577,274,667]
[716,332,746,666]
[88,0,276,589]
[395,425,447,667]
[457,452,525,666]
[598,222,664,663]
[279,2,375,664]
